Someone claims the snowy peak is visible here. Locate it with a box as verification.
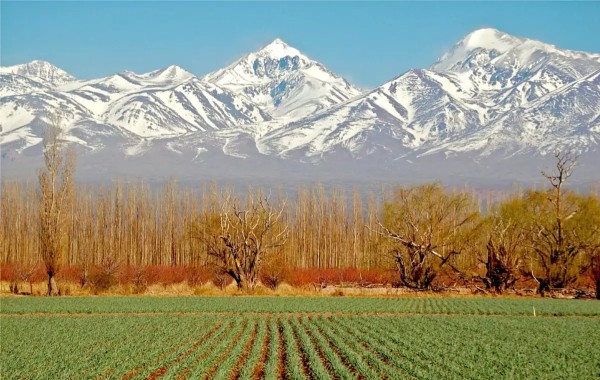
[432,28,600,74]
[0,60,76,86]
[256,38,306,60]
[460,28,523,53]
[204,38,311,86]
[136,64,195,84]
[245,38,311,80]
[431,28,524,72]
[429,27,600,106]
[203,38,362,119]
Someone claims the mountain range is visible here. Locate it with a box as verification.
[1,28,599,188]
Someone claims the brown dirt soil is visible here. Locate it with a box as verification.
[295,316,338,380]
[229,320,258,380]
[287,316,312,379]
[277,319,286,380]
[253,318,271,380]
[199,320,250,380]
[146,321,224,380]
[308,315,365,380]
[121,331,199,380]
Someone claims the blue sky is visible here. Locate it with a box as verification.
[2,1,599,88]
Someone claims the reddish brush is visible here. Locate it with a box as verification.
[287,268,395,287]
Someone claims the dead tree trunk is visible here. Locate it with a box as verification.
[47,269,58,296]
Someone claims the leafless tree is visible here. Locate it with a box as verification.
[193,190,288,290]
[375,184,482,289]
[38,114,75,296]
[480,219,525,293]
[528,151,582,293]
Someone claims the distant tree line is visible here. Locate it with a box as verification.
[1,120,599,297]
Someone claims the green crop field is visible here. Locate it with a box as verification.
[1,297,599,379]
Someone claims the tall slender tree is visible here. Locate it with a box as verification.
[38,115,75,295]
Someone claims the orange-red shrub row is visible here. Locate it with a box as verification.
[0,264,222,286]
[1,264,397,287]
[276,267,397,287]
[2,263,594,290]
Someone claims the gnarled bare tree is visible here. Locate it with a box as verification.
[193,190,288,290]
[480,217,525,293]
[527,151,583,293]
[38,114,75,296]
[376,183,482,289]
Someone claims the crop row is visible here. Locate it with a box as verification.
[2,296,600,316]
[2,313,599,379]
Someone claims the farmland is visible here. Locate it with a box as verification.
[1,297,599,379]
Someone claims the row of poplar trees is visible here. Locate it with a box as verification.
[1,119,599,296]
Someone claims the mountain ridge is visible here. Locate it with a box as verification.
[1,29,599,186]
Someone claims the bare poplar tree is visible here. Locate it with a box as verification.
[38,114,75,296]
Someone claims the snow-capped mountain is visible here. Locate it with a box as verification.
[257,68,484,157]
[0,63,272,141]
[432,28,597,89]
[203,39,363,120]
[127,65,195,85]
[259,28,600,159]
[103,78,270,137]
[1,29,599,186]
[0,60,74,98]
[0,73,54,98]
[1,39,360,146]
[0,60,76,89]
